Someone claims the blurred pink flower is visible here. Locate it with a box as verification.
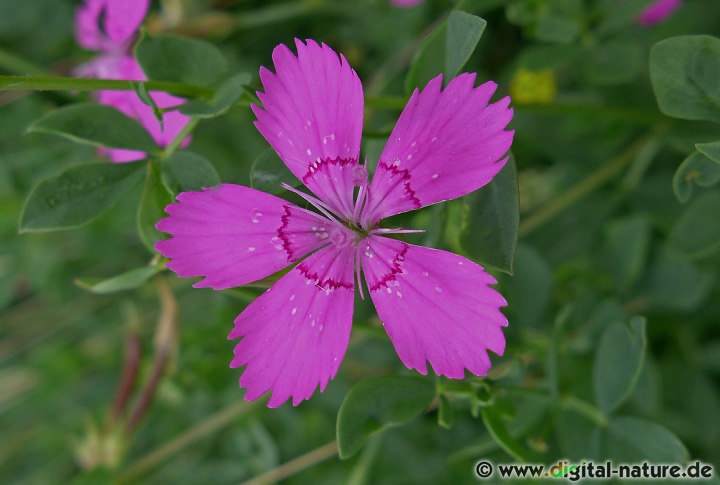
[637,0,682,27]
[75,0,191,162]
[156,40,513,407]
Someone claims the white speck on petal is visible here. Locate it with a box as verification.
[255,212,263,217]
[435,287,442,293]
[247,247,256,252]
[251,218,259,223]
[397,292,403,298]
[291,307,297,315]
[432,173,439,179]
[319,324,324,331]
[407,154,412,160]
[290,294,295,301]
[411,141,417,147]
[274,244,283,250]
[458,261,463,265]
[386,287,392,294]
[432,136,438,142]
[422,272,429,276]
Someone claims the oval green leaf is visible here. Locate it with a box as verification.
[249,149,300,195]
[336,376,435,459]
[667,190,720,258]
[180,73,252,118]
[135,33,227,88]
[673,150,720,203]
[445,11,487,79]
[138,162,174,252]
[696,140,720,163]
[605,416,689,462]
[28,103,158,153]
[650,35,720,123]
[161,151,221,195]
[20,162,145,232]
[75,266,160,294]
[459,155,519,274]
[593,317,647,415]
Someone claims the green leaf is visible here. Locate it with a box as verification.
[161,151,221,195]
[134,82,164,129]
[75,266,160,294]
[696,140,720,163]
[459,156,519,274]
[673,150,720,203]
[19,162,145,232]
[593,317,647,415]
[603,215,651,290]
[438,394,455,429]
[650,35,720,123]
[645,249,716,310]
[444,11,487,79]
[336,376,435,459]
[28,103,158,153]
[135,33,227,87]
[583,40,642,86]
[605,416,689,462]
[481,404,530,461]
[667,190,720,258]
[180,73,252,118]
[504,244,553,327]
[405,21,446,94]
[249,149,299,195]
[138,162,174,252]
[533,12,579,44]
[406,10,486,93]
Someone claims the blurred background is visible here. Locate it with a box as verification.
[1,0,720,483]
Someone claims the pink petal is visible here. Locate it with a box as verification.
[253,39,364,218]
[104,0,150,46]
[75,0,149,51]
[229,244,355,407]
[638,0,682,27]
[361,74,514,226]
[156,184,338,289]
[88,56,192,162]
[361,236,507,378]
[75,0,106,51]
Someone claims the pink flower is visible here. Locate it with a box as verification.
[391,0,425,7]
[75,0,191,162]
[637,0,682,27]
[155,40,513,407]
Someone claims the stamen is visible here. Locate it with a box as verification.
[353,185,367,227]
[281,183,341,224]
[370,228,426,235]
[355,253,365,300]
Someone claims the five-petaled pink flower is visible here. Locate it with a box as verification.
[637,0,682,26]
[155,40,513,407]
[75,0,191,162]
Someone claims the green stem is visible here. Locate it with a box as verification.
[0,75,214,99]
[518,136,652,238]
[239,441,338,485]
[120,400,258,480]
[162,117,200,160]
[559,396,609,427]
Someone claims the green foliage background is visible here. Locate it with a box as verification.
[1,0,720,483]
